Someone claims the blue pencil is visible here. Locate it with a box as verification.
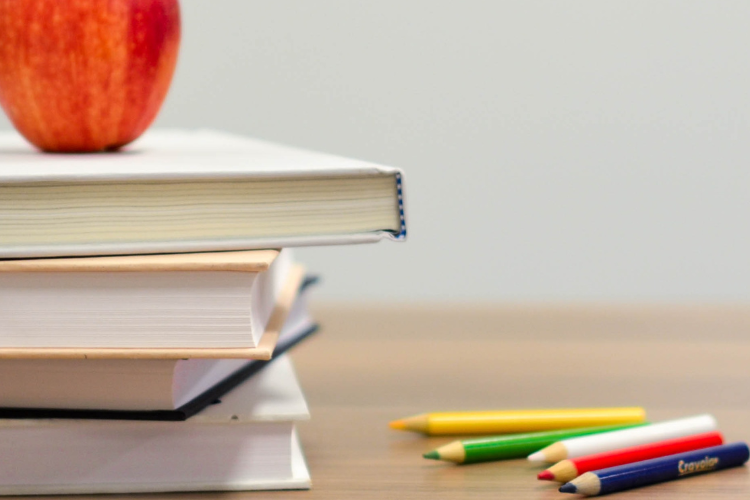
[559,442,749,496]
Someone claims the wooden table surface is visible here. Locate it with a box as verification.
[40,303,750,500]
[281,304,750,500]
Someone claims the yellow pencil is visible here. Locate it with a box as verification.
[389,407,646,435]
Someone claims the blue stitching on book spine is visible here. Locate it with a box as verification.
[395,172,406,239]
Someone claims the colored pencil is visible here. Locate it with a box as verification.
[388,407,646,436]
[538,431,724,482]
[423,423,647,464]
[559,442,749,496]
[528,414,717,463]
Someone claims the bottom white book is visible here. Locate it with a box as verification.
[0,355,311,495]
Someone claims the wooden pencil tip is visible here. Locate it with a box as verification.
[527,450,545,462]
[423,451,439,460]
[388,414,429,433]
[559,483,577,494]
[389,419,407,430]
[537,470,554,481]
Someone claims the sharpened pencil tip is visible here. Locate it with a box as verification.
[559,483,577,494]
[537,470,554,481]
[423,451,439,460]
[389,419,406,430]
[527,451,545,462]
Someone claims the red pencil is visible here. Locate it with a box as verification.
[537,431,724,483]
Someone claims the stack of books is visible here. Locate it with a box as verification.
[0,130,407,495]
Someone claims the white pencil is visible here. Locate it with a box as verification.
[527,414,717,463]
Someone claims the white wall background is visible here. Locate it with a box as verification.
[3,1,750,302]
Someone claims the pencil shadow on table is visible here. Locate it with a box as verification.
[421,457,559,493]
[391,432,509,445]
[388,433,444,449]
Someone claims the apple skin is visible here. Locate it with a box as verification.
[0,0,180,153]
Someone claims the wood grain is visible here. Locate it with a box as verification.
[287,304,750,500]
[11,304,750,499]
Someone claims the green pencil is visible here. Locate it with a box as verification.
[423,423,648,464]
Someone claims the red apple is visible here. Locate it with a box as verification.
[0,0,180,153]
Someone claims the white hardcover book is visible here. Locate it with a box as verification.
[0,129,407,258]
[0,249,292,349]
[0,355,311,495]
